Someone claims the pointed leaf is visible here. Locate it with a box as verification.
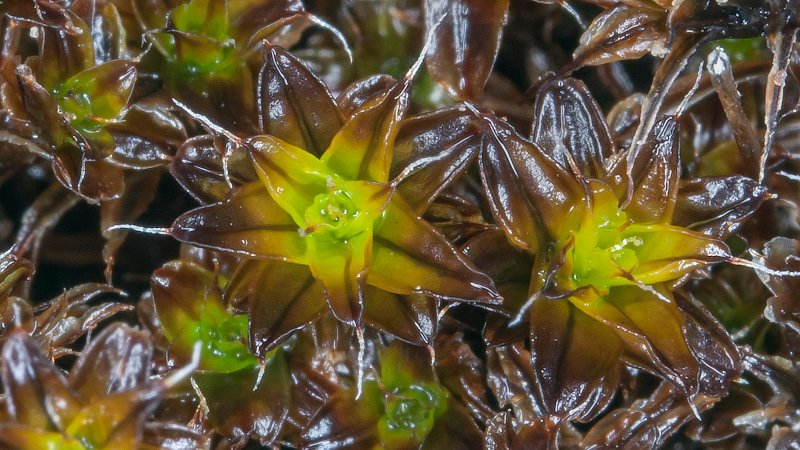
[322,80,410,183]
[434,332,494,423]
[226,259,325,356]
[301,383,383,449]
[55,60,136,123]
[486,344,544,424]
[16,64,66,145]
[64,385,163,450]
[571,286,699,396]
[69,323,153,400]
[363,287,437,347]
[423,0,509,100]
[194,353,291,444]
[674,292,740,397]
[622,223,729,285]
[228,0,304,44]
[478,114,582,250]
[51,144,125,202]
[171,182,307,262]
[673,176,768,239]
[573,5,667,68]
[337,75,397,120]
[37,11,94,90]
[391,105,482,214]
[529,298,622,422]
[171,135,257,203]
[1,331,80,429]
[108,101,187,170]
[531,77,614,178]
[150,260,257,372]
[622,116,681,223]
[370,196,500,303]
[581,383,715,449]
[422,398,483,450]
[258,44,343,156]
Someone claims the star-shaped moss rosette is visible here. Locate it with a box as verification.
[0,324,204,450]
[139,0,323,133]
[151,260,256,372]
[0,5,138,201]
[169,51,500,343]
[301,340,482,449]
[443,77,767,436]
[150,260,293,444]
[572,1,797,181]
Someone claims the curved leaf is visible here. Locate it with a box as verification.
[36,11,94,90]
[363,287,437,347]
[673,176,768,239]
[171,135,257,203]
[301,382,384,449]
[1,331,80,429]
[337,74,397,120]
[392,105,482,214]
[248,134,330,226]
[108,101,187,170]
[226,259,325,356]
[307,231,370,325]
[69,323,153,400]
[571,286,699,397]
[150,260,257,372]
[194,352,292,444]
[621,116,681,224]
[51,146,125,202]
[478,113,582,250]
[423,0,509,100]
[622,223,729,285]
[573,5,667,68]
[529,298,622,422]
[370,196,500,304]
[531,77,614,178]
[258,44,343,156]
[322,79,410,183]
[171,182,307,263]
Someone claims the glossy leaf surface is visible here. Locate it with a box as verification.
[423,0,509,100]
[478,113,582,250]
[531,77,614,178]
[194,350,291,444]
[258,44,343,156]
[530,298,623,422]
[151,260,257,372]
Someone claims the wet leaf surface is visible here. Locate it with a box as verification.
[0,0,798,447]
[423,0,509,100]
